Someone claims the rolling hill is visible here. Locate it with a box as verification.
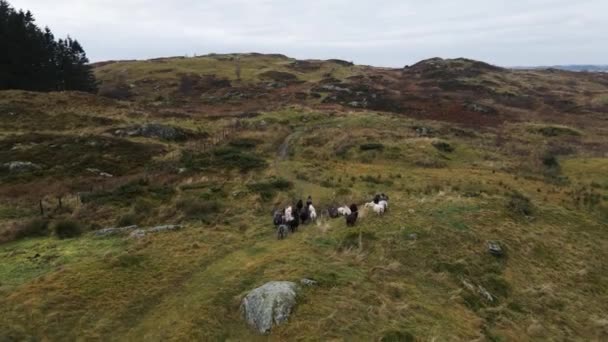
[0,53,607,341]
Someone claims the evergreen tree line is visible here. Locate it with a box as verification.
[0,0,96,92]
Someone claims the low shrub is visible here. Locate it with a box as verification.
[381,330,415,342]
[98,82,133,100]
[339,231,377,251]
[432,141,455,153]
[228,138,260,149]
[177,198,221,222]
[542,154,560,168]
[535,125,581,137]
[506,192,533,216]
[248,178,293,200]
[53,220,83,239]
[360,143,384,151]
[81,180,175,206]
[182,147,267,172]
[116,213,139,227]
[11,219,50,240]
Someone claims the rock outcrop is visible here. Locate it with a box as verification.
[110,123,192,141]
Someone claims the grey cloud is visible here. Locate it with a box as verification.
[9,0,608,66]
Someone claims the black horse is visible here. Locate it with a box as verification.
[277,224,289,240]
[328,207,339,218]
[346,203,359,226]
[290,208,300,233]
[296,199,304,212]
[300,206,310,224]
[346,212,358,227]
[273,210,283,227]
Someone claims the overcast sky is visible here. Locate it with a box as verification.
[9,0,608,67]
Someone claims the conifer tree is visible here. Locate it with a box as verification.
[0,0,97,92]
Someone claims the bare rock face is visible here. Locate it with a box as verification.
[240,281,299,334]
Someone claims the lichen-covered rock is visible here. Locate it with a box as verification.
[241,281,299,334]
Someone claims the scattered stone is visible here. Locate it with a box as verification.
[461,279,476,292]
[94,225,139,237]
[488,241,504,256]
[87,168,114,178]
[148,224,182,233]
[127,224,183,239]
[477,285,494,302]
[407,233,418,240]
[414,126,434,137]
[465,102,498,115]
[462,279,494,302]
[527,320,546,337]
[241,281,299,334]
[2,161,41,173]
[129,229,147,239]
[300,278,318,286]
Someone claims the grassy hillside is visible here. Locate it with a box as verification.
[1,54,607,341]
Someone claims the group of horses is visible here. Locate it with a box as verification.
[273,193,389,240]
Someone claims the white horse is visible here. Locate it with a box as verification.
[284,206,294,222]
[365,201,385,215]
[337,206,352,216]
[309,204,317,221]
[379,200,388,211]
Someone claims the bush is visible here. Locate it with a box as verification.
[381,331,415,342]
[177,199,221,222]
[535,126,581,137]
[116,213,139,227]
[432,141,455,153]
[182,147,267,172]
[81,180,175,207]
[15,219,50,239]
[248,178,292,200]
[98,82,133,100]
[228,138,260,149]
[53,220,83,239]
[542,154,559,168]
[360,143,384,151]
[507,192,533,216]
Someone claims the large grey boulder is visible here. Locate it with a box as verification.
[241,281,299,334]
